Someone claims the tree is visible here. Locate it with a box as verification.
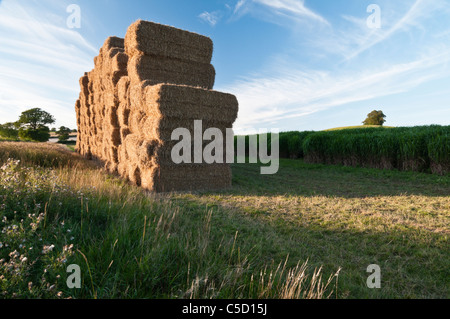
[0,122,19,139]
[15,108,55,142]
[56,126,71,142]
[363,110,386,126]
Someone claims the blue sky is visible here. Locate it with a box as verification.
[0,0,449,133]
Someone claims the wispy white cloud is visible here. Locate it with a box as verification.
[343,0,448,61]
[219,0,450,132]
[221,49,450,132]
[228,0,329,27]
[0,0,96,128]
[250,0,329,25]
[199,0,328,29]
[198,11,222,27]
[234,0,247,14]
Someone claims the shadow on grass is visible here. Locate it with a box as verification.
[169,193,449,299]
[165,158,449,298]
[225,159,450,198]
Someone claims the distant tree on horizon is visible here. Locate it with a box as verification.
[15,108,55,142]
[56,126,72,142]
[363,110,386,126]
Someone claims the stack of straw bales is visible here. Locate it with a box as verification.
[75,20,238,192]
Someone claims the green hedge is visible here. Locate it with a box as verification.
[235,126,450,175]
[303,125,449,175]
[234,131,314,159]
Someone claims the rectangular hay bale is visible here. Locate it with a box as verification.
[125,20,213,64]
[128,54,215,89]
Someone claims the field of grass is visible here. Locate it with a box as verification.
[324,125,394,131]
[0,141,448,299]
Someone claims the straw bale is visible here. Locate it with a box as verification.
[103,36,125,51]
[104,105,119,127]
[117,161,127,177]
[125,20,213,64]
[75,20,239,192]
[127,163,142,186]
[117,104,131,127]
[123,134,143,162]
[128,110,148,131]
[128,54,215,89]
[117,145,129,167]
[113,51,128,68]
[128,80,154,110]
[140,164,232,192]
[117,76,130,103]
[103,48,124,60]
[120,126,131,142]
[103,127,121,147]
[143,84,238,121]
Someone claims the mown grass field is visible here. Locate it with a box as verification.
[0,141,448,299]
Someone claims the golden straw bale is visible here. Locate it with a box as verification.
[125,20,213,64]
[117,76,130,103]
[128,54,215,89]
[143,164,232,192]
[75,20,239,192]
[103,36,125,51]
[127,163,142,186]
[117,104,131,127]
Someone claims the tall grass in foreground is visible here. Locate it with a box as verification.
[0,142,340,299]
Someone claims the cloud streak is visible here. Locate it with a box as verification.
[221,49,450,132]
[343,0,449,61]
[231,0,329,27]
[198,11,222,27]
[252,0,329,25]
[218,0,450,132]
[0,0,96,128]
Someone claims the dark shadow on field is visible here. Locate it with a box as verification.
[224,160,449,198]
[173,159,450,298]
[172,186,449,299]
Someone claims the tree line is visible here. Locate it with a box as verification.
[0,108,75,142]
[1,108,386,142]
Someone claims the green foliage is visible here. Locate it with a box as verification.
[234,131,315,160]
[16,108,55,131]
[0,123,19,140]
[18,126,51,142]
[279,131,314,159]
[0,159,77,298]
[302,125,450,175]
[363,110,386,126]
[428,132,450,175]
[56,126,71,142]
[15,108,55,142]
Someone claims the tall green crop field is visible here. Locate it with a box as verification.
[302,126,449,175]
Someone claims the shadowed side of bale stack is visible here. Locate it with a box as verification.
[76,20,239,192]
[75,36,128,172]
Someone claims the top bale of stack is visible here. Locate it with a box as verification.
[125,20,214,64]
[103,36,125,50]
